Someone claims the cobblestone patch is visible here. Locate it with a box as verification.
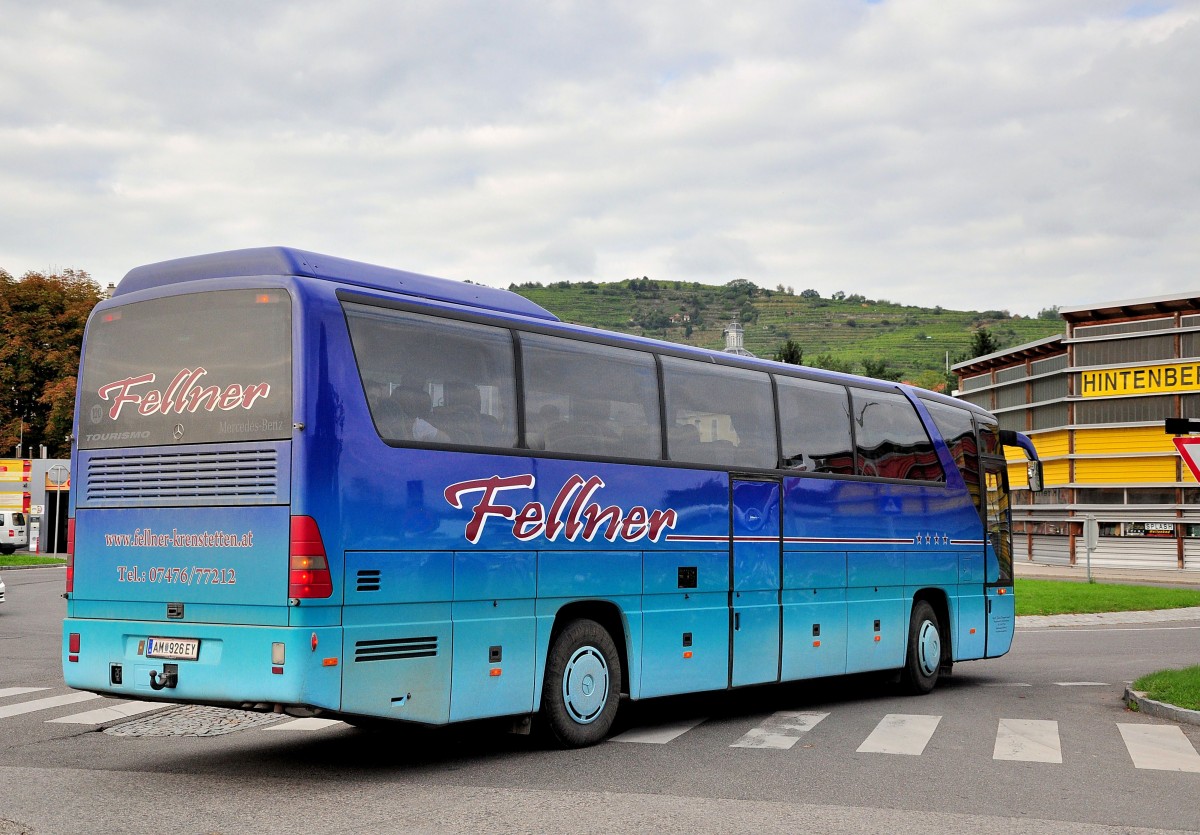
[104,704,288,737]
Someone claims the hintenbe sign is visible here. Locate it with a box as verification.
[1080,362,1200,398]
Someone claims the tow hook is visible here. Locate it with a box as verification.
[149,663,179,691]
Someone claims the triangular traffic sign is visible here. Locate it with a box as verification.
[1172,436,1200,482]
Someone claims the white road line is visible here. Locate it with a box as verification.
[993,719,1062,763]
[0,692,100,720]
[0,687,49,699]
[1055,682,1109,687]
[857,714,941,756]
[611,717,707,744]
[263,718,346,732]
[730,711,829,750]
[983,683,1033,687]
[47,700,165,724]
[1118,724,1200,773]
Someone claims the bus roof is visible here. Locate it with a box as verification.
[114,247,559,322]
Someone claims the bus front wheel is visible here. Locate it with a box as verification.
[900,600,942,695]
[541,618,622,748]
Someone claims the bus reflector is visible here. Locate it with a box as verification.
[489,668,502,677]
[289,516,333,598]
[65,518,76,593]
[323,658,338,667]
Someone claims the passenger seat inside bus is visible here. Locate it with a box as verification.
[432,381,487,446]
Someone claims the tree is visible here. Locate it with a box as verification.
[0,268,103,458]
[1038,306,1061,320]
[809,353,854,374]
[967,327,1000,359]
[773,340,804,365]
[861,357,901,381]
[800,288,820,299]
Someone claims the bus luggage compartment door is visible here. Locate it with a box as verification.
[730,478,781,687]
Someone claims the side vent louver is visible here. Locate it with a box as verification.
[354,637,438,663]
[356,570,381,592]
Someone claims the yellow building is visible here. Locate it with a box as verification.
[954,291,1200,571]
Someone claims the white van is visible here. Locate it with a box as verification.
[0,511,28,555]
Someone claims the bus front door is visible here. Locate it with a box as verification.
[984,459,1016,657]
[731,478,782,687]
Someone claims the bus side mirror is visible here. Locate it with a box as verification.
[1027,460,1044,493]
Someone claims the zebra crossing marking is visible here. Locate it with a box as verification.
[263,717,346,732]
[730,711,829,750]
[856,713,941,756]
[47,700,165,725]
[993,718,1062,763]
[1,684,1195,775]
[1118,724,1200,773]
[610,717,707,744]
[0,692,99,720]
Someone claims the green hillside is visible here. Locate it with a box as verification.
[510,278,1063,389]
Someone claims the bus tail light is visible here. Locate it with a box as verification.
[289,516,333,599]
[65,518,76,593]
[69,632,80,663]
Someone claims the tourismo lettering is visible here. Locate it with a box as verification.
[443,474,678,545]
[97,368,271,420]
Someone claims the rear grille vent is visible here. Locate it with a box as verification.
[356,570,381,592]
[354,637,438,663]
[81,443,288,507]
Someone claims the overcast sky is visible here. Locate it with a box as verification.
[2,1,1197,315]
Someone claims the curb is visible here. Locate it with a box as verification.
[1124,687,1200,727]
[0,562,66,571]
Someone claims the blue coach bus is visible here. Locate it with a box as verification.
[63,247,1043,747]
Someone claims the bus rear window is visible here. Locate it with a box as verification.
[78,289,292,449]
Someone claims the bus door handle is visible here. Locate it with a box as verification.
[734,612,741,631]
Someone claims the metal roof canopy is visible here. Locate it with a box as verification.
[1059,290,1200,324]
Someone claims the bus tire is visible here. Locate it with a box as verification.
[900,600,942,695]
[541,618,622,748]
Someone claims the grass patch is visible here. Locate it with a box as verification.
[1133,666,1200,712]
[1015,578,1200,616]
[0,555,67,567]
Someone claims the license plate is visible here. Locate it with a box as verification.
[146,637,200,660]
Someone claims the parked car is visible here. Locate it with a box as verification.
[0,570,6,605]
[0,510,29,555]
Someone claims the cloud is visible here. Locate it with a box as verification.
[0,0,1197,316]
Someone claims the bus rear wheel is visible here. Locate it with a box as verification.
[900,600,942,695]
[541,618,622,748]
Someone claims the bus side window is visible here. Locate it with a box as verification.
[520,332,660,460]
[344,303,517,449]
[660,357,776,469]
[776,376,854,475]
[849,388,945,482]
[923,399,982,513]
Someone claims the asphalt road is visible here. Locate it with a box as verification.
[1,566,1198,835]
